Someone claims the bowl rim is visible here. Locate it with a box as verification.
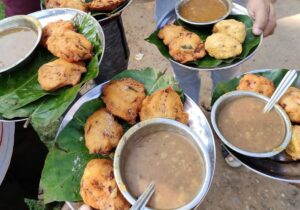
[0,15,42,73]
[113,118,212,210]
[175,0,233,26]
[211,90,292,158]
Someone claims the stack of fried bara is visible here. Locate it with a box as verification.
[80,77,189,209]
[37,20,93,91]
[237,74,300,160]
[45,0,126,12]
[158,19,247,63]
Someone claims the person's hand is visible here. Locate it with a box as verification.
[247,0,277,37]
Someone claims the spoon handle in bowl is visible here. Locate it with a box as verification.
[263,70,297,113]
[130,182,155,210]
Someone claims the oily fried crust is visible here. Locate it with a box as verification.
[89,0,125,11]
[41,20,75,47]
[38,58,86,91]
[80,159,130,210]
[102,78,146,124]
[286,125,300,160]
[84,108,124,154]
[45,0,88,12]
[46,30,93,62]
[237,74,275,97]
[213,19,246,43]
[168,32,206,63]
[158,24,187,45]
[139,87,189,124]
[205,33,242,59]
[279,87,300,123]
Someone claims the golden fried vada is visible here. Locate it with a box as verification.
[279,87,300,123]
[205,33,242,59]
[213,19,246,43]
[89,0,125,11]
[41,20,75,47]
[84,108,124,154]
[38,58,86,91]
[45,0,88,12]
[168,32,206,63]
[102,78,146,124]
[139,87,189,124]
[158,24,188,45]
[80,159,130,210]
[237,74,275,97]
[46,30,93,62]
[286,125,300,160]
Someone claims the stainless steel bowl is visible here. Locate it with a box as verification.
[211,90,292,158]
[114,118,212,210]
[0,15,42,73]
[175,0,232,26]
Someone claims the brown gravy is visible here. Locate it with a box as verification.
[123,131,204,209]
[218,97,286,153]
[0,27,37,70]
[179,0,228,22]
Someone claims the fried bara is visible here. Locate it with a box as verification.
[41,20,75,47]
[80,159,130,210]
[139,87,189,124]
[286,125,300,160]
[89,0,125,11]
[45,0,88,12]
[237,74,275,97]
[38,58,86,91]
[84,108,124,154]
[205,33,242,59]
[279,87,300,123]
[102,78,146,124]
[46,30,93,62]
[169,32,206,63]
[158,24,187,45]
[213,19,246,43]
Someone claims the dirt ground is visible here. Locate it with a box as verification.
[121,0,300,209]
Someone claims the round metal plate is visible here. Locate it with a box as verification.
[223,69,300,183]
[0,122,15,185]
[0,8,105,123]
[40,0,133,23]
[56,81,216,207]
[157,3,263,71]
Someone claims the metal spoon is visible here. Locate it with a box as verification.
[263,69,298,113]
[130,182,155,210]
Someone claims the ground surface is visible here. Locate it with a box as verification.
[122,0,300,209]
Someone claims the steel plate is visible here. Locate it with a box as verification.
[40,0,133,23]
[157,3,263,71]
[0,8,105,123]
[56,81,216,209]
[223,69,300,183]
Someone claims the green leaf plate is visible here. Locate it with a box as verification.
[0,9,104,142]
[40,68,187,203]
[211,68,300,183]
[146,5,262,71]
